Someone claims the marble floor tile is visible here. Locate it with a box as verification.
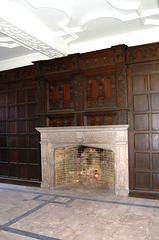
[0,183,159,240]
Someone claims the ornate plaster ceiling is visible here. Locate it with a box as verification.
[0,0,159,71]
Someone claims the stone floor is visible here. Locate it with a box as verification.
[0,183,159,240]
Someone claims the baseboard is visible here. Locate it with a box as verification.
[129,190,159,200]
[0,177,41,188]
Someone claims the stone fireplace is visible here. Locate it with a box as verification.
[36,125,129,197]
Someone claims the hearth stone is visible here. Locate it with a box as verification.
[36,125,129,197]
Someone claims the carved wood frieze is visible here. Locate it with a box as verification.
[74,75,83,111]
[85,113,117,126]
[0,65,36,83]
[79,50,114,70]
[117,111,128,124]
[126,42,159,63]
[41,61,72,75]
[47,115,75,127]
[38,80,45,114]
[117,68,128,109]
[111,44,127,64]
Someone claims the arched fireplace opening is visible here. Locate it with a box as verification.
[55,146,114,190]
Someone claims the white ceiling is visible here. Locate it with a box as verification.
[0,0,159,71]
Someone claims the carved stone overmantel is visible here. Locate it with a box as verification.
[36,125,129,197]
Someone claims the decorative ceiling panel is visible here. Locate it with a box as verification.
[0,0,159,71]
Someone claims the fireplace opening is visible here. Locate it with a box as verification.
[55,146,114,190]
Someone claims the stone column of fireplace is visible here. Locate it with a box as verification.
[36,125,129,197]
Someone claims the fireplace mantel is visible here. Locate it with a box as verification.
[36,125,129,197]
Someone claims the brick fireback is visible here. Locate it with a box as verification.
[55,146,114,189]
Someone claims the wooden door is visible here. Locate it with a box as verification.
[128,63,159,197]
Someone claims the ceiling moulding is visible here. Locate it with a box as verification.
[25,0,79,46]
[107,0,140,11]
[0,36,19,48]
[107,0,159,17]
[0,20,66,59]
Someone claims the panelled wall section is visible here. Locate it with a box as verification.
[0,66,41,186]
[0,42,159,198]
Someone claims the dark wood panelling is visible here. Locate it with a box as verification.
[0,108,6,120]
[128,61,159,194]
[133,95,148,111]
[135,153,150,170]
[134,114,149,131]
[1,42,159,195]
[0,149,8,162]
[0,121,6,133]
[152,154,159,170]
[8,107,16,119]
[17,91,26,103]
[0,66,41,186]
[9,150,18,163]
[136,172,151,189]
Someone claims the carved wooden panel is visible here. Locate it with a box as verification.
[48,115,75,127]
[74,75,83,111]
[84,113,117,126]
[48,79,74,110]
[85,74,117,109]
[117,69,128,109]
[36,45,128,128]
[2,66,36,83]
